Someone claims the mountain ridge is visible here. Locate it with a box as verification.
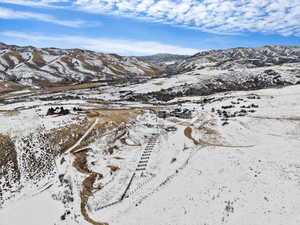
[0,42,166,88]
[1,43,300,95]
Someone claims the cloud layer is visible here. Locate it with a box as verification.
[0,31,199,55]
[0,6,91,27]
[74,0,300,36]
[2,0,300,36]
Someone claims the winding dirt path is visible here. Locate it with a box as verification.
[184,127,254,148]
[62,117,110,225]
[72,146,109,225]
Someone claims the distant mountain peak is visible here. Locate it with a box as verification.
[136,53,190,63]
[182,45,300,72]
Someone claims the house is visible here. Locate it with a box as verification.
[157,111,168,119]
[165,126,177,132]
[157,108,192,119]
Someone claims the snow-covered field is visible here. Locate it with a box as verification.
[1,84,300,225]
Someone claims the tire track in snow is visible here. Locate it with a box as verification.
[64,118,99,155]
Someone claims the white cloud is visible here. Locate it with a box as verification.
[0,0,51,7]
[0,0,69,7]
[0,7,92,27]
[1,0,300,36]
[73,0,300,36]
[0,31,200,55]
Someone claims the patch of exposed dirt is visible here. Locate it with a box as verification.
[80,172,108,225]
[184,127,254,148]
[0,81,26,95]
[106,165,120,172]
[72,148,108,225]
[87,109,143,124]
[153,81,164,86]
[49,119,91,154]
[44,82,106,93]
[32,51,46,66]
[86,99,107,104]
[184,127,200,145]
[104,146,119,155]
[73,150,93,175]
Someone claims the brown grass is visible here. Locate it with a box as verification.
[0,134,18,170]
[88,109,143,124]
[106,165,120,172]
[2,50,23,70]
[184,126,255,148]
[73,151,92,174]
[107,64,126,75]
[49,120,91,154]
[0,134,20,189]
[65,118,109,153]
[134,63,165,78]
[72,147,108,225]
[113,156,124,160]
[184,127,199,145]
[59,109,144,224]
[61,109,140,155]
[76,55,101,72]
[153,81,164,86]
[86,99,107,104]
[7,50,23,62]
[32,51,46,66]
[80,172,108,225]
[44,82,106,93]
[0,81,26,94]
[61,56,76,71]
[104,145,119,155]
[0,81,106,100]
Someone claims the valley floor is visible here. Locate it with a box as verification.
[1,85,300,225]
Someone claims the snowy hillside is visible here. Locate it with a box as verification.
[174,45,300,72]
[1,44,300,98]
[0,42,166,88]
[1,82,300,225]
[122,46,300,102]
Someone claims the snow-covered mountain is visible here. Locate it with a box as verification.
[0,42,166,87]
[1,43,300,92]
[124,46,300,102]
[174,45,300,73]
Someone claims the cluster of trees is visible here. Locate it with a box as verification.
[46,107,70,116]
[73,107,83,112]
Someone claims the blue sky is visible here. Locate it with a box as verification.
[0,0,299,55]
